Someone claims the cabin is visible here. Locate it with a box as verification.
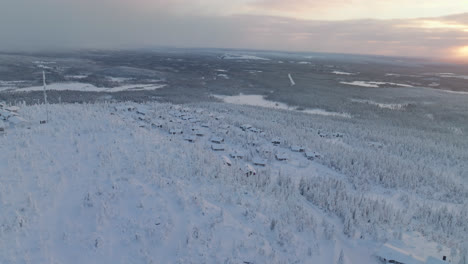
[291,145,305,152]
[229,151,244,159]
[243,164,257,176]
[375,244,425,264]
[0,109,17,119]
[222,156,232,166]
[275,153,288,161]
[184,135,196,143]
[210,137,224,144]
[5,106,20,112]
[271,138,281,145]
[318,131,344,139]
[152,122,163,128]
[211,144,225,151]
[305,151,321,160]
[115,105,135,112]
[241,124,252,131]
[195,130,206,137]
[136,108,149,116]
[250,128,262,133]
[252,158,267,167]
[201,123,210,128]
[169,129,183,135]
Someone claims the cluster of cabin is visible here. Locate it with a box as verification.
[318,130,344,139]
[114,104,325,178]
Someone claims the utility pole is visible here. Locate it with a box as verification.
[43,71,49,123]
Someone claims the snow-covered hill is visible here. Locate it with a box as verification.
[0,102,465,263]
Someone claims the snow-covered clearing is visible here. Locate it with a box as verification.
[0,101,466,263]
[350,99,410,110]
[212,94,351,118]
[340,81,413,88]
[220,54,270,61]
[3,82,167,93]
[332,71,354,75]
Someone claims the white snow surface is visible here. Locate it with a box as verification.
[0,102,463,263]
[288,73,296,86]
[220,54,270,61]
[332,71,354,75]
[213,94,351,118]
[350,99,410,110]
[0,102,375,263]
[340,81,413,88]
[4,82,167,93]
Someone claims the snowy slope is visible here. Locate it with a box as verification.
[0,102,465,263]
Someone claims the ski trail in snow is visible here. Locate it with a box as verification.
[288,73,296,86]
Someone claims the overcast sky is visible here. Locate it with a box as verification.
[1,0,468,61]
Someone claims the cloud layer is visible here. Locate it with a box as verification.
[1,0,468,61]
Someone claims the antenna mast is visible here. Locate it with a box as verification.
[43,71,49,122]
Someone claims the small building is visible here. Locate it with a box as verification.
[211,144,225,151]
[222,155,232,166]
[184,135,196,142]
[195,130,206,137]
[243,164,257,176]
[275,153,288,161]
[252,158,267,167]
[210,137,224,144]
[375,244,425,264]
[5,106,20,112]
[201,123,210,128]
[250,128,262,133]
[291,145,305,152]
[229,151,244,159]
[136,108,149,116]
[241,124,252,131]
[115,105,135,112]
[152,122,163,128]
[169,129,183,135]
[305,151,321,160]
[272,138,281,145]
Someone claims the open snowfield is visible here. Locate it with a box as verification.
[1,101,467,263]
